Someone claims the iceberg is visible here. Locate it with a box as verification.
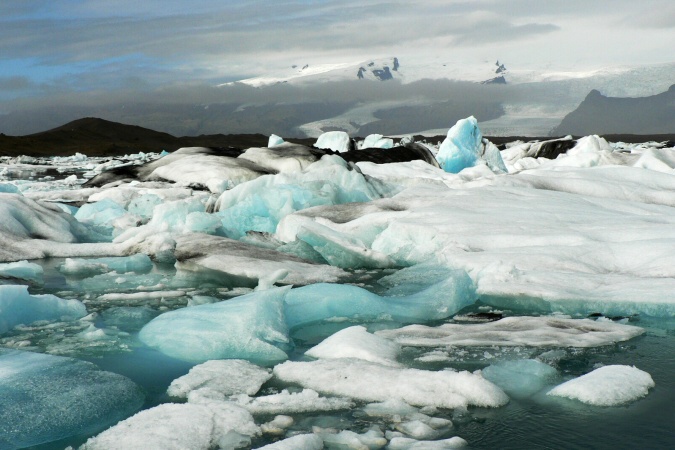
[148,148,272,194]
[59,253,152,276]
[376,316,645,348]
[267,134,285,147]
[228,388,354,415]
[547,365,654,406]
[256,434,323,450]
[167,359,272,399]
[273,358,508,409]
[284,269,475,329]
[0,349,143,449]
[238,143,321,173]
[0,285,87,334]
[214,155,383,239]
[363,134,395,149]
[0,260,44,284]
[482,359,558,398]
[388,436,468,449]
[436,116,506,174]
[139,287,291,365]
[81,401,259,450]
[315,131,351,153]
[305,325,401,366]
[173,233,348,287]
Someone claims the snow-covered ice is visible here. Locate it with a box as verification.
[80,401,259,450]
[547,365,654,406]
[315,131,351,153]
[1,120,674,448]
[376,316,644,348]
[305,325,401,366]
[273,358,508,409]
[227,388,354,415]
[167,359,272,399]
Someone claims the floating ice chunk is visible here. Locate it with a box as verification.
[75,198,137,236]
[321,428,388,449]
[363,134,394,149]
[127,193,163,219]
[436,116,482,173]
[0,183,19,194]
[256,434,324,450]
[268,134,285,147]
[81,401,259,450]
[315,131,351,153]
[355,160,457,190]
[239,143,320,173]
[168,360,272,399]
[284,270,475,329]
[376,316,644,348]
[547,365,654,406]
[173,233,347,287]
[633,148,675,173]
[215,155,381,239]
[0,285,86,334]
[260,415,293,435]
[434,117,507,175]
[139,287,290,365]
[149,148,271,194]
[0,349,143,449]
[482,140,508,174]
[273,359,508,409]
[0,193,83,244]
[482,359,558,398]
[363,399,419,418]
[229,388,354,415]
[388,436,468,449]
[396,420,445,440]
[0,260,43,284]
[59,254,152,277]
[306,325,401,366]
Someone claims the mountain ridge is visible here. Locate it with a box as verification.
[1,117,673,158]
[553,84,675,135]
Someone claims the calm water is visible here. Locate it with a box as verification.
[8,261,675,449]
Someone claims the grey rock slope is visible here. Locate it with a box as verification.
[553,85,675,136]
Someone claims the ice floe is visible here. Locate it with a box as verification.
[139,287,291,365]
[80,401,259,450]
[305,325,401,366]
[167,359,272,399]
[0,349,143,449]
[376,316,644,348]
[273,358,508,409]
[547,365,654,406]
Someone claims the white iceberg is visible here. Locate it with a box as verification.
[167,359,272,399]
[81,401,259,450]
[305,325,401,366]
[273,358,508,409]
[547,365,654,406]
[376,316,644,348]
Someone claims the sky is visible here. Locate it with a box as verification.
[1,0,673,102]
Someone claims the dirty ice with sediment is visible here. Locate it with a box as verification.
[0,116,673,449]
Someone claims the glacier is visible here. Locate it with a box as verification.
[0,117,673,448]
